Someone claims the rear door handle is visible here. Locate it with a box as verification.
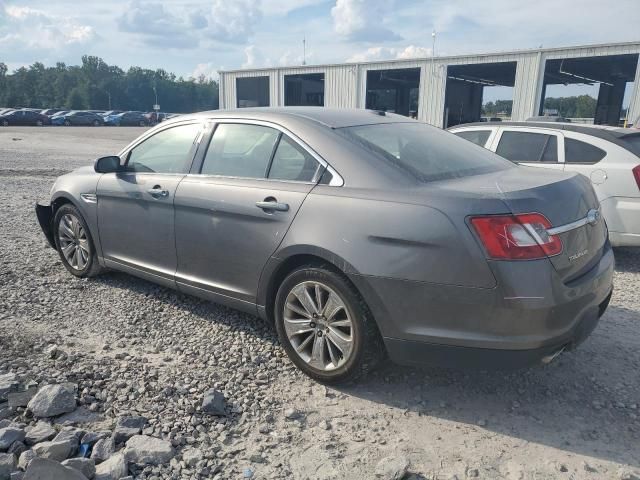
[256,200,289,212]
[147,186,169,198]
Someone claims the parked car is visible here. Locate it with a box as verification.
[104,111,148,126]
[36,108,613,383]
[41,109,64,116]
[449,121,640,247]
[49,110,69,119]
[101,110,123,117]
[0,108,15,116]
[52,111,104,126]
[0,109,50,126]
[527,115,571,123]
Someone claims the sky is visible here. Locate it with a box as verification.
[1,0,639,91]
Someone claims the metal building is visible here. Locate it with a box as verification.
[218,41,640,128]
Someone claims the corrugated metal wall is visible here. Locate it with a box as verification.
[219,43,640,127]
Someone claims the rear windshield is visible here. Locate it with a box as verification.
[621,134,640,156]
[337,123,513,182]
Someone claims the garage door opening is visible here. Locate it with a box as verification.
[236,76,270,108]
[365,68,420,118]
[444,61,517,127]
[284,73,324,106]
[539,54,638,126]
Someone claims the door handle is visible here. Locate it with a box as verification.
[147,186,169,198]
[256,199,289,212]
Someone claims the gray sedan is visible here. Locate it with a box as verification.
[36,108,613,383]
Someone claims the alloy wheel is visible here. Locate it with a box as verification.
[57,214,89,270]
[283,281,354,371]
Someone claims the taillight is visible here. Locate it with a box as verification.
[633,165,640,191]
[470,213,563,260]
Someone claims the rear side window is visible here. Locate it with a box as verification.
[564,138,606,164]
[268,135,320,182]
[621,135,640,156]
[126,123,201,173]
[338,123,513,182]
[496,131,558,163]
[201,124,280,178]
[453,130,491,147]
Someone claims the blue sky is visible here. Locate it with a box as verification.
[1,0,639,87]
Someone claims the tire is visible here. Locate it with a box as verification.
[138,120,145,127]
[274,265,384,384]
[36,120,43,126]
[64,120,71,126]
[1,120,8,126]
[53,204,104,278]
[92,120,100,126]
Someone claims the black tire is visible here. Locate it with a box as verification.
[92,120,100,126]
[2,120,8,126]
[274,265,384,384]
[64,120,71,126]
[53,204,104,278]
[36,120,43,126]
[139,120,145,127]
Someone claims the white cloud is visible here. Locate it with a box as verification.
[204,0,262,43]
[118,1,197,48]
[331,0,401,42]
[0,5,96,51]
[190,62,220,80]
[242,45,258,68]
[347,45,432,63]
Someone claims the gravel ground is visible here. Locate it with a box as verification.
[0,126,639,480]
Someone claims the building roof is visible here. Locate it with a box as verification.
[218,41,640,74]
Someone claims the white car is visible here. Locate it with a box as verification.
[449,122,640,247]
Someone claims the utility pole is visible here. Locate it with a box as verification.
[302,37,306,65]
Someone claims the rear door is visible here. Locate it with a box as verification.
[173,120,324,307]
[491,127,565,172]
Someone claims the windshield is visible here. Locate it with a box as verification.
[337,122,514,182]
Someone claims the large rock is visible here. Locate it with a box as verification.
[89,438,114,464]
[0,428,25,451]
[51,431,79,457]
[32,440,72,461]
[94,453,127,480]
[0,375,19,402]
[17,451,35,471]
[0,453,16,480]
[113,417,146,445]
[7,442,25,456]
[374,455,410,480]
[61,458,95,479]
[27,386,75,418]
[201,389,226,416]
[23,457,88,480]
[182,448,203,468]
[124,435,174,465]
[80,432,109,447]
[24,423,56,446]
[95,452,128,480]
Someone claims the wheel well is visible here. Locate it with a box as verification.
[264,253,358,324]
[51,196,72,214]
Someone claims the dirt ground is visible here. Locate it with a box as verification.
[1,126,639,479]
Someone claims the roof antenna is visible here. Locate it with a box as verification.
[302,36,306,65]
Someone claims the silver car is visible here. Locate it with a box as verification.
[36,108,614,383]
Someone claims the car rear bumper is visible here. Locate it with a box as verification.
[35,201,55,248]
[601,196,640,247]
[349,242,614,369]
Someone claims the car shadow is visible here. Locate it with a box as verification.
[613,247,640,273]
[90,272,639,469]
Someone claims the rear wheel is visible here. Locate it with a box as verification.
[139,120,145,127]
[274,265,384,384]
[92,119,100,126]
[1,120,8,126]
[36,119,43,126]
[64,120,71,126]
[53,204,103,278]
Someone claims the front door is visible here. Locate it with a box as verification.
[96,122,204,286]
[173,122,323,309]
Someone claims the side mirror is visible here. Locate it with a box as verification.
[94,156,122,173]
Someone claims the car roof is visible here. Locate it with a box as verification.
[453,120,640,148]
[170,107,416,129]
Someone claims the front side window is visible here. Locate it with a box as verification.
[126,123,201,173]
[496,131,558,163]
[338,122,513,182]
[564,138,606,163]
[201,124,280,178]
[268,135,320,182]
[453,130,492,147]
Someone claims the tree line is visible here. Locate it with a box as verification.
[0,56,219,113]
[482,95,604,118]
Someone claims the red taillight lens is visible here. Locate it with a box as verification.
[633,165,640,191]
[471,213,563,260]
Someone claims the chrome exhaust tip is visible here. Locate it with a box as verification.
[541,346,566,364]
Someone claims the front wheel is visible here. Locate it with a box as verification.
[2,120,8,126]
[274,265,384,384]
[36,120,43,126]
[139,120,145,127]
[92,120,100,126]
[64,120,71,126]
[53,204,104,278]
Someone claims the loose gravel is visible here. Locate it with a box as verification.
[0,126,639,479]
